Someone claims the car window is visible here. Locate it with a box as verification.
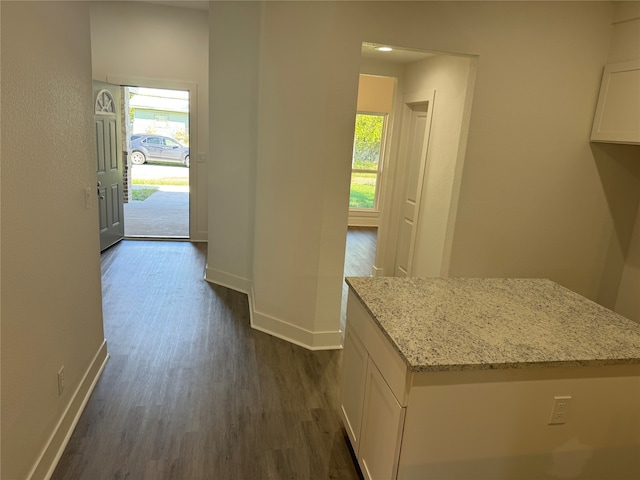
[144,137,162,145]
[164,138,180,147]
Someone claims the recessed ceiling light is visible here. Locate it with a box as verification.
[377,46,393,52]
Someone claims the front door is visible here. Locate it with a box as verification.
[94,81,125,251]
[394,101,434,277]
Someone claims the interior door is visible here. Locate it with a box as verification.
[94,81,125,251]
[394,100,434,277]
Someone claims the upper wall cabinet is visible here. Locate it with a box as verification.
[591,60,640,145]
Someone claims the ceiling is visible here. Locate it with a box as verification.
[361,42,436,64]
[135,3,435,65]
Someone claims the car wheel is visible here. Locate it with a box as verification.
[130,151,146,165]
[184,155,190,168]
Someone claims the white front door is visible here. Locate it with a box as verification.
[394,100,434,277]
[94,81,125,251]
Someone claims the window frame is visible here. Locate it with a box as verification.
[349,111,388,212]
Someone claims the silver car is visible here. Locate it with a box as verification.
[130,134,190,167]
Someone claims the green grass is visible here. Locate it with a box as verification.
[131,187,158,201]
[349,173,376,209]
[131,177,189,186]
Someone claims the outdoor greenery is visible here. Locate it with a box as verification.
[131,187,158,201]
[132,177,189,187]
[350,114,384,209]
[352,114,384,170]
[174,130,189,146]
[349,173,377,209]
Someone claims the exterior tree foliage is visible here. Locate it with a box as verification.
[353,114,384,171]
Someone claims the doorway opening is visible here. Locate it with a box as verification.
[122,86,190,239]
[340,42,477,335]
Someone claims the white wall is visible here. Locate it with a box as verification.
[382,53,475,278]
[90,1,209,241]
[208,1,636,349]
[350,74,396,228]
[250,1,358,348]
[610,1,640,322]
[1,2,107,478]
[607,2,640,322]
[206,1,259,292]
[616,204,640,322]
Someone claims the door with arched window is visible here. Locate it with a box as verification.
[94,81,125,251]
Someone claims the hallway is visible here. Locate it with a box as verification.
[51,235,374,479]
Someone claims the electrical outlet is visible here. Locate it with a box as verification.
[548,395,571,425]
[57,366,65,396]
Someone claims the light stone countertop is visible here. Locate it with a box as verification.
[345,277,640,372]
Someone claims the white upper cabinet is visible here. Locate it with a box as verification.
[591,60,640,145]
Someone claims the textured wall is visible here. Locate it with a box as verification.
[1,2,105,478]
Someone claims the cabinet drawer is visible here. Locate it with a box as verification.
[347,292,410,406]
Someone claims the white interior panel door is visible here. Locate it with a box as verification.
[94,81,124,251]
[394,99,434,277]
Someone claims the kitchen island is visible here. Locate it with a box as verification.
[341,277,640,480]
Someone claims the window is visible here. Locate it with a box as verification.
[144,136,162,145]
[350,113,386,210]
[163,138,180,147]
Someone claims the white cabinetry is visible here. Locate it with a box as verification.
[339,328,368,452]
[340,293,409,480]
[342,280,640,479]
[591,60,640,144]
[358,357,405,480]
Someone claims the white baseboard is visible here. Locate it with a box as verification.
[347,216,379,228]
[249,288,342,350]
[204,269,342,350]
[204,266,251,294]
[189,236,208,243]
[28,340,109,480]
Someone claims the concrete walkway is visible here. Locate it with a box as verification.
[124,185,189,238]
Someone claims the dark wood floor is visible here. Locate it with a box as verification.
[51,229,376,480]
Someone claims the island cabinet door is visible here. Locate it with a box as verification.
[340,328,369,454]
[358,357,406,480]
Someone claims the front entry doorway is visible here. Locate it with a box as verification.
[122,86,190,239]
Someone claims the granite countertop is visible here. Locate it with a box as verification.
[345,277,640,372]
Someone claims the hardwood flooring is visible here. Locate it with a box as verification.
[341,227,377,328]
[51,229,375,480]
[343,228,377,278]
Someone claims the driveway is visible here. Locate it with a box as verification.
[125,164,189,237]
